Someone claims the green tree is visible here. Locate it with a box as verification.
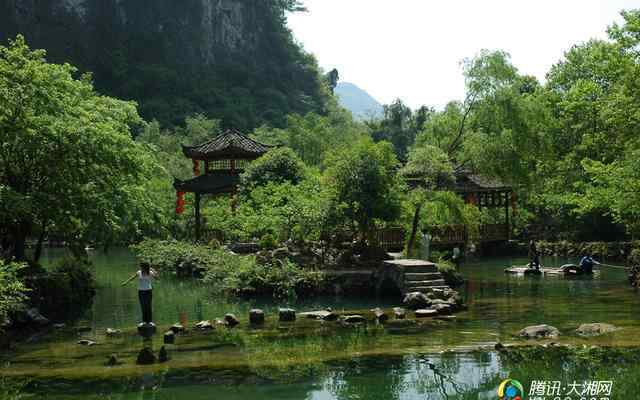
[0,36,165,260]
[368,99,423,161]
[240,147,307,191]
[323,138,403,243]
[252,102,366,167]
[401,145,458,255]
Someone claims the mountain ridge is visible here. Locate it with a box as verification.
[335,82,383,120]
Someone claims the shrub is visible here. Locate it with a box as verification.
[436,259,465,287]
[259,233,278,250]
[0,261,29,325]
[25,258,95,320]
[132,239,326,298]
[240,147,307,192]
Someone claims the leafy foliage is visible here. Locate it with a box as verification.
[0,36,166,260]
[132,239,325,299]
[240,147,307,191]
[252,103,366,167]
[323,139,403,240]
[0,261,28,324]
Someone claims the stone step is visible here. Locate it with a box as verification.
[405,273,442,281]
[402,265,438,273]
[405,280,447,289]
[404,286,450,293]
[405,279,446,287]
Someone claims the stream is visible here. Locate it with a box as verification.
[2,248,639,399]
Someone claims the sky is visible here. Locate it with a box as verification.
[288,0,638,110]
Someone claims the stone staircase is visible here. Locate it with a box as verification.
[381,259,450,296]
[402,264,448,293]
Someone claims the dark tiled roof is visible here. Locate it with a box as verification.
[454,170,510,192]
[173,172,240,195]
[182,129,272,160]
[406,170,511,192]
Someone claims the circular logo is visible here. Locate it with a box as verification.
[497,379,524,400]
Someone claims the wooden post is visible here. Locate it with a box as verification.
[195,193,201,243]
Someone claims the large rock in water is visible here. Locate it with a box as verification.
[518,324,560,339]
[403,292,432,310]
[25,308,51,327]
[576,323,619,337]
[136,347,156,365]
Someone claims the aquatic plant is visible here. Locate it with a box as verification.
[132,239,326,299]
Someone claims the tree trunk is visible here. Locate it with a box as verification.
[12,230,27,261]
[34,221,47,263]
[407,203,422,257]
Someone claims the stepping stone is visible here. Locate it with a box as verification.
[279,308,296,322]
[415,309,438,318]
[393,307,406,319]
[105,328,122,336]
[249,309,265,325]
[138,323,157,336]
[169,323,185,334]
[195,320,214,330]
[342,315,366,324]
[224,314,239,327]
[299,310,338,321]
[371,308,388,323]
[163,331,175,344]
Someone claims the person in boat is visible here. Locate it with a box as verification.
[528,240,540,270]
[579,254,599,274]
[122,261,158,326]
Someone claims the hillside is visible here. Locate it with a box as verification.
[335,82,384,120]
[0,0,329,128]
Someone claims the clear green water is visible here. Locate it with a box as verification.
[2,249,640,399]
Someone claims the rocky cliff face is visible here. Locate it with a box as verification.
[0,0,325,128]
[1,0,266,66]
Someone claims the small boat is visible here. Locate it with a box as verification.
[504,265,543,275]
[505,264,596,277]
[544,264,594,276]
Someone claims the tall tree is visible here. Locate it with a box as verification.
[0,36,165,260]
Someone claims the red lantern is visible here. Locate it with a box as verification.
[176,191,186,214]
[192,159,201,176]
[466,193,478,206]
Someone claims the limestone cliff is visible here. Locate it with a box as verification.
[0,0,327,128]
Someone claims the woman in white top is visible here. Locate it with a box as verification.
[122,262,158,325]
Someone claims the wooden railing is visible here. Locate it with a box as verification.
[427,223,510,245]
[429,225,467,245]
[480,224,510,242]
[374,227,405,252]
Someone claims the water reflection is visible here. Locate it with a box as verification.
[7,249,640,399]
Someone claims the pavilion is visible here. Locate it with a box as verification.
[173,129,272,241]
[406,169,515,245]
